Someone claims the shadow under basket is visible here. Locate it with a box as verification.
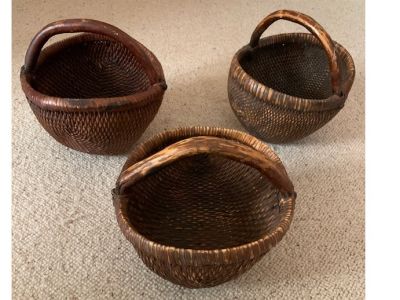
[20,19,167,155]
[228,10,355,143]
[113,127,296,288]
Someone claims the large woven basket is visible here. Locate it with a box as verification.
[228,10,355,143]
[113,127,296,288]
[20,19,167,155]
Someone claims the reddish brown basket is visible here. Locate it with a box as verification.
[228,10,355,143]
[113,127,296,288]
[20,19,167,155]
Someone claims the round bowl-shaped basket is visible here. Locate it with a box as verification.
[228,10,355,143]
[20,19,167,155]
[113,127,296,288]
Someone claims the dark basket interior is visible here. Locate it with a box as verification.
[123,153,284,250]
[240,40,347,99]
[30,36,151,99]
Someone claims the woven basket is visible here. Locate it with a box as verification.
[228,10,355,143]
[20,19,167,155]
[113,127,296,288]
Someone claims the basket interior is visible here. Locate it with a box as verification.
[123,153,284,250]
[30,36,151,99]
[240,40,347,99]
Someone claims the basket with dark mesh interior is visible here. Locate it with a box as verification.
[228,33,355,143]
[21,30,166,155]
[113,127,296,288]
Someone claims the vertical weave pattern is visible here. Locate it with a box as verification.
[228,79,340,142]
[29,99,162,155]
[138,251,262,288]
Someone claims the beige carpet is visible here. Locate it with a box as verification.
[12,0,365,299]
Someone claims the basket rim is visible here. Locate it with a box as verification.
[229,32,355,112]
[20,33,167,112]
[113,126,296,266]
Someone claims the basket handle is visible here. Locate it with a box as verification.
[116,136,294,194]
[249,10,341,95]
[23,19,160,84]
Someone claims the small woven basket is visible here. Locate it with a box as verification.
[228,10,355,143]
[20,19,167,155]
[113,127,296,288]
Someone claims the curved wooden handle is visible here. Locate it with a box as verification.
[23,19,159,84]
[250,10,341,95]
[116,136,294,194]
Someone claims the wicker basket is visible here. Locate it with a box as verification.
[228,10,355,143]
[20,19,167,155]
[113,127,296,288]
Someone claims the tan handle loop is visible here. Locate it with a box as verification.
[24,19,159,84]
[250,10,341,95]
[116,136,294,194]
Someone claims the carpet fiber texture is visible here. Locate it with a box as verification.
[12,0,364,299]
